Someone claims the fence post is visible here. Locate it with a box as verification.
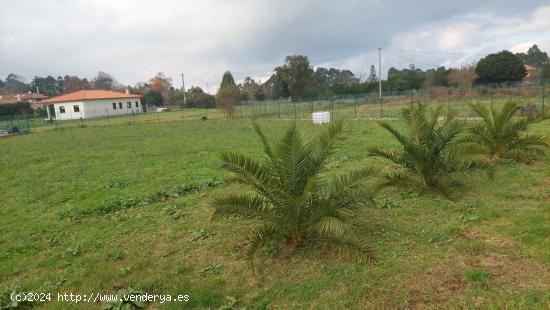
[380,96,383,119]
[542,79,546,113]
[491,90,494,110]
[294,101,297,120]
[278,99,281,119]
[354,95,357,119]
[106,109,110,126]
[448,88,451,114]
[411,89,414,104]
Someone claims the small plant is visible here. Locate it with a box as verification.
[191,228,213,242]
[259,241,280,258]
[175,183,200,196]
[162,205,186,220]
[102,287,148,310]
[200,263,223,275]
[369,103,490,200]
[465,267,490,286]
[218,296,245,310]
[107,249,125,260]
[466,101,548,163]
[0,284,33,309]
[66,245,81,257]
[210,119,383,270]
[108,181,128,189]
[374,198,400,209]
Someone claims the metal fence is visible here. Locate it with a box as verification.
[0,81,547,135]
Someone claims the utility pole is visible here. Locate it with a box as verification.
[181,73,186,105]
[378,47,383,117]
[378,48,382,100]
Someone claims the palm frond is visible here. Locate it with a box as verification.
[306,118,346,176]
[316,232,376,263]
[218,151,275,199]
[376,121,409,146]
[250,118,274,159]
[210,193,271,220]
[244,224,281,272]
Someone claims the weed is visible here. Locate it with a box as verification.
[374,197,400,209]
[465,268,490,286]
[192,229,213,242]
[0,283,33,309]
[200,263,223,275]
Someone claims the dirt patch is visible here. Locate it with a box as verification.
[407,263,468,308]
[478,253,549,291]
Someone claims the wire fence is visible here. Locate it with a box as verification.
[1,81,548,135]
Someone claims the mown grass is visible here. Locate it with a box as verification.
[22,94,545,134]
[0,115,549,309]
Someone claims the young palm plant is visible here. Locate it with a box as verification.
[368,103,490,199]
[210,119,382,270]
[466,101,548,163]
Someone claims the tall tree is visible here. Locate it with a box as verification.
[92,71,116,90]
[30,76,61,97]
[142,90,164,106]
[476,51,526,83]
[216,71,239,118]
[239,77,260,101]
[63,75,91,93]
[423,66,450,88]
[515,44,549,68]
[2,74,29,94]
[275,55,314,99]
[148,72,173,93]
[367,65,378,84]
[448,64,477,90]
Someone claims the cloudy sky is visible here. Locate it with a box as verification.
[1,0,549,91]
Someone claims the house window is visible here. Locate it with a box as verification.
[135,101,139,107]
[59,106,65,114]
[112,102,117,110]
[73,105,80,112]
[118,102,122,109]
[127,102,131,108]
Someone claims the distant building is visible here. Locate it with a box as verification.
[39,89,142,120]
[523,64,537,81]
[0,92,49,107]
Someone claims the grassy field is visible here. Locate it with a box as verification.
[0,116,549,309]
[9,90,547,135]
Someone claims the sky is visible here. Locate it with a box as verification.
[1,0,550,91]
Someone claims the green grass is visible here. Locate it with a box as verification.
[0,115,549,309]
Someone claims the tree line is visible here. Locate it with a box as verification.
[1,44,548,115]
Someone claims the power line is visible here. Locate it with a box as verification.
[385,48,466,55]
[384,50,447,68]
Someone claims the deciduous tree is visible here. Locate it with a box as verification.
[275,55,314,99]
[148,72,173,93]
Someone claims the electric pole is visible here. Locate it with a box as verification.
[181,73,186,105]
[378,47,383,117]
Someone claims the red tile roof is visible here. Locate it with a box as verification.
[0,93,49,105]
[40,90,141,104]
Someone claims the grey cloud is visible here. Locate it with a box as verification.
[1,0,548,89]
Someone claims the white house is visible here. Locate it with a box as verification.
[39,90,143,120]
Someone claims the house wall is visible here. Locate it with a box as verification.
[53,98,142,120]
